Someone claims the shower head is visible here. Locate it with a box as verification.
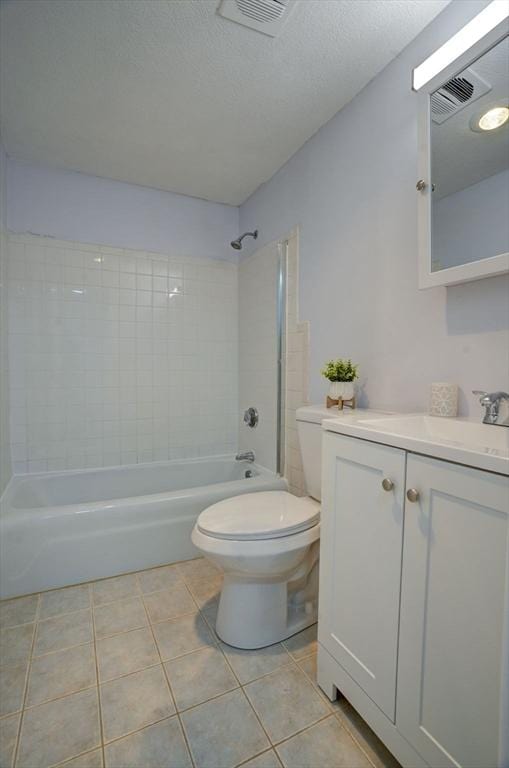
[230,230,258,250]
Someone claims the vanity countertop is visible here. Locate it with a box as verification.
[322,412,509,476]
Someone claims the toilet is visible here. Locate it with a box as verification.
[191,405,328,649]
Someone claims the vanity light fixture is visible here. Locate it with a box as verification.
[478,105,509,130]
[412,0,509,91]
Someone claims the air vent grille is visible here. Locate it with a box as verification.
[236,0,287,23]
[217,0,294,37]
[431,68,491,124]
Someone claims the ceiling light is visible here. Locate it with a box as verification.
[413,1,509,91]
[478,106,509,130]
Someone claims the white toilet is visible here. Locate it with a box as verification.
[191,405,328,649]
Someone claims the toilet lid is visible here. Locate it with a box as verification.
[197,491,320,541]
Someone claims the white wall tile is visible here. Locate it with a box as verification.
[7,234,239,472]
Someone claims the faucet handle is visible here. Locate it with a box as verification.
[472,390,489,403]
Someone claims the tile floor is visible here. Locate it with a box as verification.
[0,558,401,768]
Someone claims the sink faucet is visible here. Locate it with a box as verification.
[236,450,255,462]
[472,391,509,427]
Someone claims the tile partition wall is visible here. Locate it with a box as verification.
[283,231,310,497]
[6,234,238,473]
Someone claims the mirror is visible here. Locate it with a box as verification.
[430,35,509,274]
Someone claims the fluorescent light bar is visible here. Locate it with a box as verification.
[413,0,509,91]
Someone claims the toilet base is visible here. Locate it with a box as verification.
[215,557,319,649]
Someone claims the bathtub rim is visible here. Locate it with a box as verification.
[1,454,284,519]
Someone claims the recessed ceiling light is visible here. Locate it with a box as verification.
[478,106,509,130]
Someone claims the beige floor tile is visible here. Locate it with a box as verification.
[94,597,147,639]
[34,609,93,656]
[0,664,28,716]
[104,717,192,768]
[26,643,96,707]
[96,627,159,681]
[177,557,221,584]
[17,688,101,768]
[282,624,317,660]
[181,688,269,768]
[200,601,218,629]
[219,641,292,685]
[153,612,215,661]
[186,576,223,608]
[92,574,140,607]
[100,665,175,743]
[334,698,402,768]
[298,653,337,709]
[0,594,39,629]
[165,646,238,711]
[245,665,329,743]
[56,748,104,767]
[0,623,34,668]
[39,584,91,619]
[0,712,20,768]
[276,715,372,768]
[137,565,183,595]
[241,749,283,768]
[143,583,196,623]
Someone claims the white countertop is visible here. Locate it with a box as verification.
[322,411,509,476]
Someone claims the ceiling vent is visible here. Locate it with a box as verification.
[217,0,295,37]
[431,68,492,124]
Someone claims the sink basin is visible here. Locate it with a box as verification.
[322,412,509,475]
[359,414,509,453]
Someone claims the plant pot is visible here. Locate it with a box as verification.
[328,381,354,401]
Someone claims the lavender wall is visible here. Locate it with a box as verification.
[7,159,239,262]
[239,0,509,417]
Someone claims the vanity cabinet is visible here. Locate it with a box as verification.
[318,432,509,768]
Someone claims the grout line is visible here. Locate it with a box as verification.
[136,572,196,768]
[89,583,106,768]
[11,593,39,768]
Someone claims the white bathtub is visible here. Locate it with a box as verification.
[0,456,287,599]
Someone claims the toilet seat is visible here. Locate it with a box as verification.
[197,491,320,541]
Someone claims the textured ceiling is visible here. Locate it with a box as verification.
[0,0,449,205]
[431,36,509,199]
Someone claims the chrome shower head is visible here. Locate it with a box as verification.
[230,230,258,250]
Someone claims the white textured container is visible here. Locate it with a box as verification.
[429,382,458,418]
[328,381,355,401]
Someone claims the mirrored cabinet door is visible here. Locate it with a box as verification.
[417,32,509,288]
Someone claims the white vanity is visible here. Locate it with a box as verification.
[317,413,509,768]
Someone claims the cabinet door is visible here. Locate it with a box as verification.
[319,432,406,721]
[397,454,509,768]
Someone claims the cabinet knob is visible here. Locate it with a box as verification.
[382,478,394,491]
[406,488,420,503]
[416,179,426,191]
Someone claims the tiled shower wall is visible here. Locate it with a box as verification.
[7,234,238,473]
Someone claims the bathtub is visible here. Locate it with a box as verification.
[0,456,287,599]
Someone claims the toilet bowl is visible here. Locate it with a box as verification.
[191,405,330,649]
[191,490,320,649]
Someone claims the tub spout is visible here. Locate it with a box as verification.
[236,451,255,462]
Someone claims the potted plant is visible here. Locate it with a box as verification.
[321,358,359,402]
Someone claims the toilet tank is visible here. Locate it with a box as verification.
[296,405,332,502]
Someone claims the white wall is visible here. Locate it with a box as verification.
[433,169,509,269]
[7,234,238,473]
[0,143,11,492]
[239,0,509,417]
[7,159,239,262]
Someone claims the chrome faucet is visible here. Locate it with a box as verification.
[472,391,509,427]
[236,450,255,462]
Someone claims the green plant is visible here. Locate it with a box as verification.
[321,358,359,382]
